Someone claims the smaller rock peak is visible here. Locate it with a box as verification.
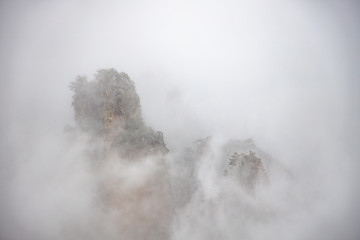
[225,150,268,193]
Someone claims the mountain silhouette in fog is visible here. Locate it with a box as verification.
[65,68,288,240]
[69,68,168,159]
[69,68,274,191]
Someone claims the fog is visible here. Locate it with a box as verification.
[1,0,359,239]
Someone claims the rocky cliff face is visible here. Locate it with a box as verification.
[70,69,172,240]
[70,68,168,159]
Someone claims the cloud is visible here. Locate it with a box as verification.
[0,0,359,239]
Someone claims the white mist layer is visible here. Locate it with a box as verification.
[1,0,359,240]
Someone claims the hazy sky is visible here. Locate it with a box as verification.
[1,0,359,162]
[0,0,359,239]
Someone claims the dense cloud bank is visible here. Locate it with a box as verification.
[1,1,360,240]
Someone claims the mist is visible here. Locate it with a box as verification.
[1,0,359,239]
